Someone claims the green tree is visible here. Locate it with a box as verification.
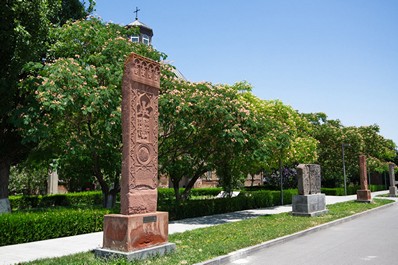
[0,0,92,213]
[260,101,317,201]
[19,18,166,208]
[302,113,396,187]
[356,125,396,177]
[159,78,264,201]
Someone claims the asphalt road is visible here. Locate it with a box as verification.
[228,203,398,265]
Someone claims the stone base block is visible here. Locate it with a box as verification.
[121,189,157,215]
[389,186,397,197]
[0,198,11,214]
[292,194,328,217]
[357,189,372,202]
[102,212,170,252]
[95,242,176,261]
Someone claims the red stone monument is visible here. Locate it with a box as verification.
[356,155,372,202]
[95,53,175,260]
[388,163,397,197]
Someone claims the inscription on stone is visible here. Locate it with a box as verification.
[143,215,157,223]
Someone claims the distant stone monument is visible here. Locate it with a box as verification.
[388,163,397,197]
[0,198,11,214]
[356,155,372,202]
[292,164,328,217]
[47,170,58,195]
[95,53,175,260]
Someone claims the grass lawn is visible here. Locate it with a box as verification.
[25,198,393,265]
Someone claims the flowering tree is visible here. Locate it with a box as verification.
[159,77,265,200]
[0,0,93,212]
[19,18,166,207]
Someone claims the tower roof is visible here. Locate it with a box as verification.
[127,19,153,31]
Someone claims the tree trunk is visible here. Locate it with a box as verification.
[181,168,208,201]
[0,158,11,213]
[172,178,181,205]
[106,179,120,209]
[92,152,111,208]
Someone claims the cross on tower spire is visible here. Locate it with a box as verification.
[134,7,140,20]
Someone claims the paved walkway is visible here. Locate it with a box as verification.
[0,191,391,265]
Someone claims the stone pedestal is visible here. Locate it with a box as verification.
[356,189,372,202]
[389,186,397,197]
[95,242,176,261]
[95,212,175,260]
[292,194,328,217]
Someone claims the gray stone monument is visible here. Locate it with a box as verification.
[47,170,59,195]
[388,163,397,197]
[292,164,328,217]
[0,198,11,214]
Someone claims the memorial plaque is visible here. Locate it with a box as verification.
[143,215,157,223]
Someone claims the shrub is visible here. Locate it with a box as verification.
[191,188,223,197]
[3,189,299,245]
[9,191,103,210]
[158,188,223,202]
[0,207,114,246]
[321,185,385,196]
[159,189,297,220]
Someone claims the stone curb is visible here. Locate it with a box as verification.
[194,200,397,265]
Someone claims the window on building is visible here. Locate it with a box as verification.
[142,34,150,45]
[131,35,139,43]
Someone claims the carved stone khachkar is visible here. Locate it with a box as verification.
[356,155,372,202]
[292,164,328,217]
[0,198,11,214]
[388,163,397,197]
[95,53,175,260]
[47,170,58,195]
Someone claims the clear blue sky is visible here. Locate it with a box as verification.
[93,0,398,146]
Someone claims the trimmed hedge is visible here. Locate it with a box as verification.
[10,188,224,210]
[10,191,103,210]
[321,185,386,196]
[158,188,223,201]
[159,189,297,220]
[2,189,298,245]
[0,207,114,246]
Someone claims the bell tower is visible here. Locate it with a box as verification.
[127,7,153,45]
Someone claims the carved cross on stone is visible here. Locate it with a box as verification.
[120,53,160,215]
[297,164,321,195]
